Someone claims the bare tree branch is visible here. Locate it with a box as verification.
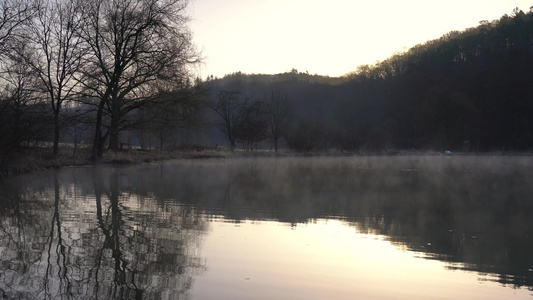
[78,0,200,159]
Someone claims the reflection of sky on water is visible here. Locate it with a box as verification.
[1,156,533,299]
[193,218,530,300]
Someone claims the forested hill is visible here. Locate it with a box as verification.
[210,8,533,152]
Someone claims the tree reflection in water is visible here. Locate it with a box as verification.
[0,167,207,299]
[130,156,533,291]
[1,156,533,298]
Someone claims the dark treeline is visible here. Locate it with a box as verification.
[357,7,533,152]
[211,7,533,153]
[2,4,533,172]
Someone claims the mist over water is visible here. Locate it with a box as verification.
[1,155,532,299]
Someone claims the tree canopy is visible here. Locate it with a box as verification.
[209,7,533,152]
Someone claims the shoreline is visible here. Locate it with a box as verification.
[2,145,533,177]
[0,146,228,177]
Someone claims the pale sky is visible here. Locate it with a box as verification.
[188,0,532,78]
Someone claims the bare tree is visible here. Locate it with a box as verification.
[235,100,267,151]
[0,60,50,167]
[78,0,199,160]
[264,90,295,152]
[212,90,268,151]
[17,0,86,156]
[0,0,34,55]
[211,91,249,150]
[136,78,209,150]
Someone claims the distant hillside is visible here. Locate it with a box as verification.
[207,8,533,152]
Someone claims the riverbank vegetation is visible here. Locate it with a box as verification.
[211,7,533,153]
[1,3,533,174]
[0,0,202,168]
[0,144,233,175]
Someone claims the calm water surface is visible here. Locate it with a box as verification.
[1,155,532,299]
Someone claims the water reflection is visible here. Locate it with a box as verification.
[130,156,533,290]
[1,155,533,298]
[0,167,207,299]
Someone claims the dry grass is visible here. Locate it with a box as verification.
[1,146,89,175]
[1,144,362,176]
[1,145,234,176]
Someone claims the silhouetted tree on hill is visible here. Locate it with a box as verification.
[264,90,295,152]
[211,91,249,150]
[234,100,267,151]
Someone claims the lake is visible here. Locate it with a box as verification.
[0,155,532,299]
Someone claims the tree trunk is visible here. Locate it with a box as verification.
[90,102,105,160]
[108,126,120,152]
[108,101,121,152]
[53,112,60,156]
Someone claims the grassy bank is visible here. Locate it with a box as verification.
[0,145,234,176]
[5,144,528,177]
[1,143,350,176]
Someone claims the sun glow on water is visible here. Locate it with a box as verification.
[191,218,530,300]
